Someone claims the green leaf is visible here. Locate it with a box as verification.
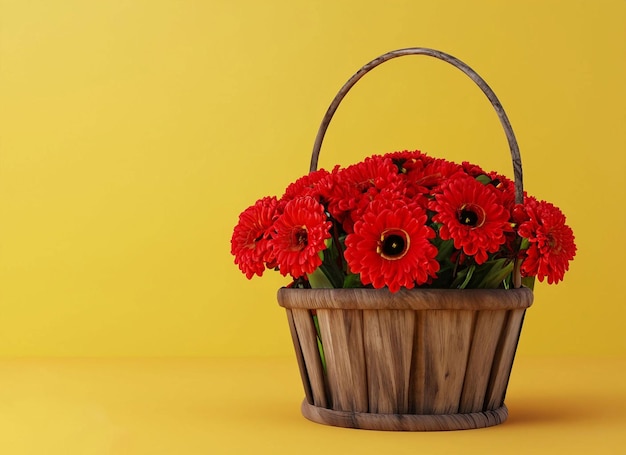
[313,314,327,372]
[521,276,536,290]
[450,267,468,288]
[343,273,362,288]
[519,237,530,250]
[307,267,335,289]
[476,259,514,289]
[457,264,476,289]
[434,238,455,262]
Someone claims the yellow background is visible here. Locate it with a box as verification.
[1,0,625,359]
[1,2,625,453]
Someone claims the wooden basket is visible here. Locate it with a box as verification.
[278,48,533,431]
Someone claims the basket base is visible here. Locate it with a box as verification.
[301,400,508,431]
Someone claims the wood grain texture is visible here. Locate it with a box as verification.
[363,310,415,414]
[290,309,328,408]
[301,400,509,431]
[484,309,527,410]
[285,309,313,406]
[418,310,474,414]
[280,288,532,431]
[316,309,368,412]
[459,310,507,413]
[278,287,533,311]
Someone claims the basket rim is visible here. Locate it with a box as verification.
[277,286,533,311]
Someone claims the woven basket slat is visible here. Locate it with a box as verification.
[290,309,329,408]
[316,309,368,412]
[459,310,508,413]
[418,310,474,414]
[363,309,415,414]
[484,309,526,410]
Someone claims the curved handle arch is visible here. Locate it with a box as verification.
[309,47,524,206]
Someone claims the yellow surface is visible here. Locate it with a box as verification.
[1,1,625,358]
[0,356,623,454]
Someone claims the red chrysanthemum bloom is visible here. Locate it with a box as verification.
[408,157,465,193]
[430,175,512,264]
[230,196,280,279]
[281,168,333,202]
[344,198,440,293]
[461,160,486,178]
[458,163,516,210]
[269,196,332,278]
[486,171,516,211]
[517,197,577,284]
[330,155,401,233]
[383,149,434,176]
[348,180,430,232]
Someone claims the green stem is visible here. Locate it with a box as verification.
[458,265,476,289]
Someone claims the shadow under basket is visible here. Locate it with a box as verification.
[278,287,533,431]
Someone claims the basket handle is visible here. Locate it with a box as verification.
[309,47,524,206]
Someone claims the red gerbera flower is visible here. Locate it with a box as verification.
[334,155,397,203]
[230,196,279,279]
[344,197,440,292]
[430,175,512,264]
[461,160,486,178]
[330,155,401,233]
[383,149,434,176]
[281,168,333,202]
[269,196,332,278]
[517,197,577,284]
[410,157,465,193]
[486,171,516,211]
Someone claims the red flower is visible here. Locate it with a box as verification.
[230,196,279,279]
[486,171,516,211]
[409,157,465,193]
[461,160,486,177]
[344,197,440,292]
[517,197,577,284]
[430,175,512,264]
[330,155,401,233]
[281,168,333,202]
[383,149,434,176]
[269,196,332,278]
[231,149,575,290]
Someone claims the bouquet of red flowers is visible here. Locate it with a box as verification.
[231,149,576,292]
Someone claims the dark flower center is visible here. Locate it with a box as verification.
[383,235,405,255]
[246,230,265,249]
[459,209,478,226]
[357,179,375,194]
[290,227,308,251]
[457,204,486,228]
[392,158,411,174]
[547,232,562,253]
[378,229,410,260]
